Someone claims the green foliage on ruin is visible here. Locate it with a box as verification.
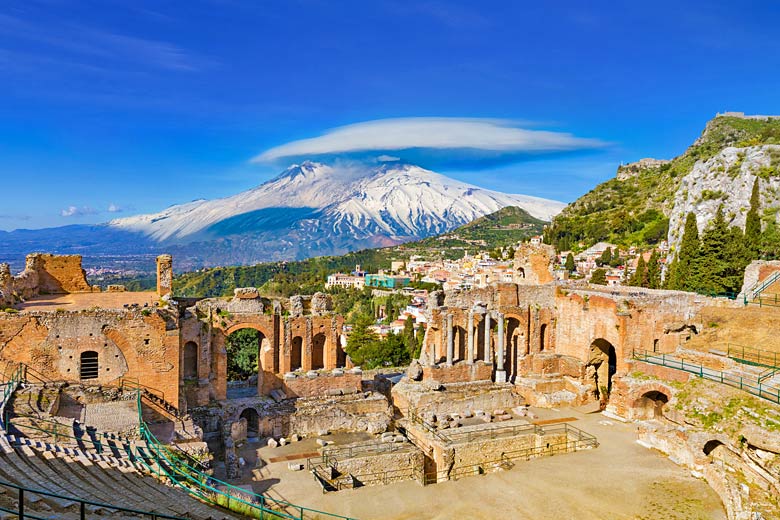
[226,328,259,380]
[544,116,780,251]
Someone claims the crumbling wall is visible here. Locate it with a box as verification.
[513,243,556,285]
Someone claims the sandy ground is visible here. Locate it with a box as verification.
[18,291,158,311]
[241,408,726,520]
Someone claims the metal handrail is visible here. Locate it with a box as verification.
[727,343,780,369]
[0,478,188,519]
[633,349,780,404]
[135,392,357,520]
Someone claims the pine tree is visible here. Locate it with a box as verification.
[590,268,607,285]
[646,250,661,289]
[745,178,761,259]
[565,252,576,273]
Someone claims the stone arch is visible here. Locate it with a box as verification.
[183,341,198,381]
[222,325,271,398]
[631,389,670,420]
[79,350,99,380]
[587,338,617,403]
[291,336,303,371]
[239,407,260,437]
[312,332,326,370]
[703,439,725,456]
[455,325,467,362]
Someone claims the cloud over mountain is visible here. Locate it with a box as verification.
[253,118,606,166]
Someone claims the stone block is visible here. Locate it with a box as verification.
[316,439,328,447]
[288,463,304,471]
[290,433,301,442]
[279,437,287,446]
[306,370,318,379]
[267,438,278,448]
[317,429,330,436]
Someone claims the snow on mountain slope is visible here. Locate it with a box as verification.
[110,161,565,243]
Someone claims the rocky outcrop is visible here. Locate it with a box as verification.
[616,158,670,181]
[668,145,780,253]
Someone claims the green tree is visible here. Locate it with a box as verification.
[694,206,732,294]
[745,178,761,259]
[414,324,426,358]
[225,329,259,381]
[646,250,661,289]
[598,247,612,267]
[667,212,700,290]
[345,314,380,366]
[590,268,607,285]
[629,254,647,287]
[402,315,417,359]
[565,252,576,273]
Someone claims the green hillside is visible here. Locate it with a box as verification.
[174,206,545,298]
[544,115,780,251]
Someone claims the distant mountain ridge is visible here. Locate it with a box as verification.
[0,161,565,271]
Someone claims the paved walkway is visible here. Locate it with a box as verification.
[250,408,726,520]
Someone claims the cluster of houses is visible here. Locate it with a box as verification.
[558,240,670,285]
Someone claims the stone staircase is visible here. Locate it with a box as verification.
[0,441,241,519]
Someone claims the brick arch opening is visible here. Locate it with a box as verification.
[587,338,617,404]
[312,333,326,370]
[239,407,260,436]
[703,439,725,456]
[540,323,548,352]
[505,316,523,379]
[632,390,669,420]
[291,336,303,371]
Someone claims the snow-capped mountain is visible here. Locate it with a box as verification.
[110,161,564,243]
[0,162,565,271]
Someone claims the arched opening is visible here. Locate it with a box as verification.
[476,317,486,362]
[633,390,669,420]
[703,440,725,456]
[337,335,347,367]
[80,351,99,380]
[587,338,617,404]
[226,328,263,382]
[506,317,522,379]
[240,408,260,438]
[312,333,326,370]
[540,324,547,352]
[183,341,198,380]
[291,336,303,371]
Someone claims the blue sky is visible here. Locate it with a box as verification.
[1,0,780,230]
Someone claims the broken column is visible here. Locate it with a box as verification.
[446,313,454,366]
[156,254,173,298]
[495,313,506,383]
[467,311,475,364]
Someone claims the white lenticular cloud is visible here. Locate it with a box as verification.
[253,117,605,162]
[61,205,97,217]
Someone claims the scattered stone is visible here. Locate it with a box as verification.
[267,438,278,448]
[332,368,344,376]
[270,389,287,402]
[493,409,506,416]
[326,388,343,396]
[288,462,304,471]
[306,370,318,379]
[423,379,443,391]
[316,439,328,447]
[279,437,287,446]
[290,433,301,442]
[496,414,513,422]
[474,409,485,417]
[406,359,423,381]
[462,409,473,418]
[349,367,363,375]
[512,406,527,417]
[449,413,461,421]
[481,415,493,423]
[317,429,330,436]
[233,287,259,299]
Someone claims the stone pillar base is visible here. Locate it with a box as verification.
[495,370,507,383]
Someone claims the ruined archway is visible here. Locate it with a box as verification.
[183,341,198,381]
[632,390,669,420]
[224,327,268,398]
[239,408,260,437]
[703,440,725,456]
[455,325,467,362]
[312,333,326,370]
[291,336,303,371]
[540,324,547,352]
[587,338,617,404]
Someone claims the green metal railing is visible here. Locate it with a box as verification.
[726,344,780,369]
[0,478,188,520]
[633,350,780,404]
[135,392,357,520]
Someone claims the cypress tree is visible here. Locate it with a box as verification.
[668,212,700,290]
[646,250,661,289]
[599,247,612,267]
[565,252,576,273]
[629,254,647,287]
[745,178,761,259]
[590,268,607,285]
[694,206,730,294]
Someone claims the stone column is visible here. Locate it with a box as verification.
[495,313,506,383]
[466,311,475,364]
[483,312,492,363]
[156,254,173,298]
[446,313,454,366]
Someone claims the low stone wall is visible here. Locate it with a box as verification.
[290,392,392,435]
[392,380,523,419]
[422,362,493,383]
[282,370,363,398]
[451,428,568,469]
[332,444,424,486]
